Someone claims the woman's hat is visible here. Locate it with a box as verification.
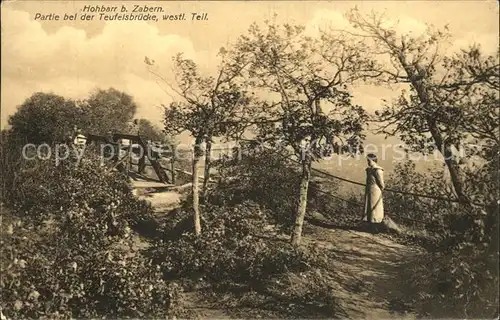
[366,153,378,162]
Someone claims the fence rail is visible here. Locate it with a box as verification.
[120,139,488,226]
[216,141,489,227]
[307,163,486,207]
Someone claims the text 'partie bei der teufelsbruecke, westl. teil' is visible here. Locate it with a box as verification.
[33,5,209,22]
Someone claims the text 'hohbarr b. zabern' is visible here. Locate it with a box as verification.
[81,5,164,13]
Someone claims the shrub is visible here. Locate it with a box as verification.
[150,201,310,286]
[6,151,154,229]
[390,159,500,318]
[1,221,180,319]
[209,145,334,232]
[384,160,456,231]
[405,237,498,318]
[0,152,184,319]
[0,130,27,203]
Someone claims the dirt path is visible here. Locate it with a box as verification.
[302,224,420,319]
[139,189,422,319]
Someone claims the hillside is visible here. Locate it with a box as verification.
[138,189,422,319]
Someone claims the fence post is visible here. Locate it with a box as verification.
[170,156,176,184]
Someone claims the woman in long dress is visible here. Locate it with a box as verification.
[364,154,385,232]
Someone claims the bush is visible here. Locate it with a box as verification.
[384,160,456,232]
[1,220,180,319]
[389,159,500,318]
[405,240,498,318]
[209,145,334,232]
[0,152,183,319]
[150,201,310,286]
[0,130,27,203]
[6,151,154,229]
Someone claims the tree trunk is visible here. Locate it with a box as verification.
[442,148,469,204]
[397,54,470,206]
[427,119,470,205]
[291,157,311,247]
[202,139,212,201]
[192,136,203,235]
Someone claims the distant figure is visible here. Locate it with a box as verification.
[363,153,385,233]
[72,127,87,146]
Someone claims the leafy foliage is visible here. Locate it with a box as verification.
[233,19,371,158]
[0,153,183,319]
[345,8,499,203]
[135,118,169,143]
[383,159,499,318]
[147,52,252,141]
[2,12,498,320]
[7,93,81,145]
[150,201,310,285]
[78,88,138,136]
[403,219,498,319]
[209,144,335,232]
[147,51,254,235]
[384,160,455,230]
[6,88,140,146]
[6,152,151,228]
[1,130,28,202]
[230,17,374,245]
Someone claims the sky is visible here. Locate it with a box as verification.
[1,0,499,141]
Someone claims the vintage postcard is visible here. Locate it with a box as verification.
[1,1,498,319]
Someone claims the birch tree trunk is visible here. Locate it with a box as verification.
[192,136,203,235]
[291,156,311,247]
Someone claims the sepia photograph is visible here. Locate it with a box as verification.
[1,0,499,319]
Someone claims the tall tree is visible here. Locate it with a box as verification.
[146,52,251,235]
[233,20,374,246]
[9,89,140,143]
[344,8,499,205]
[78,88,138,136]
[8,92,81,145]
